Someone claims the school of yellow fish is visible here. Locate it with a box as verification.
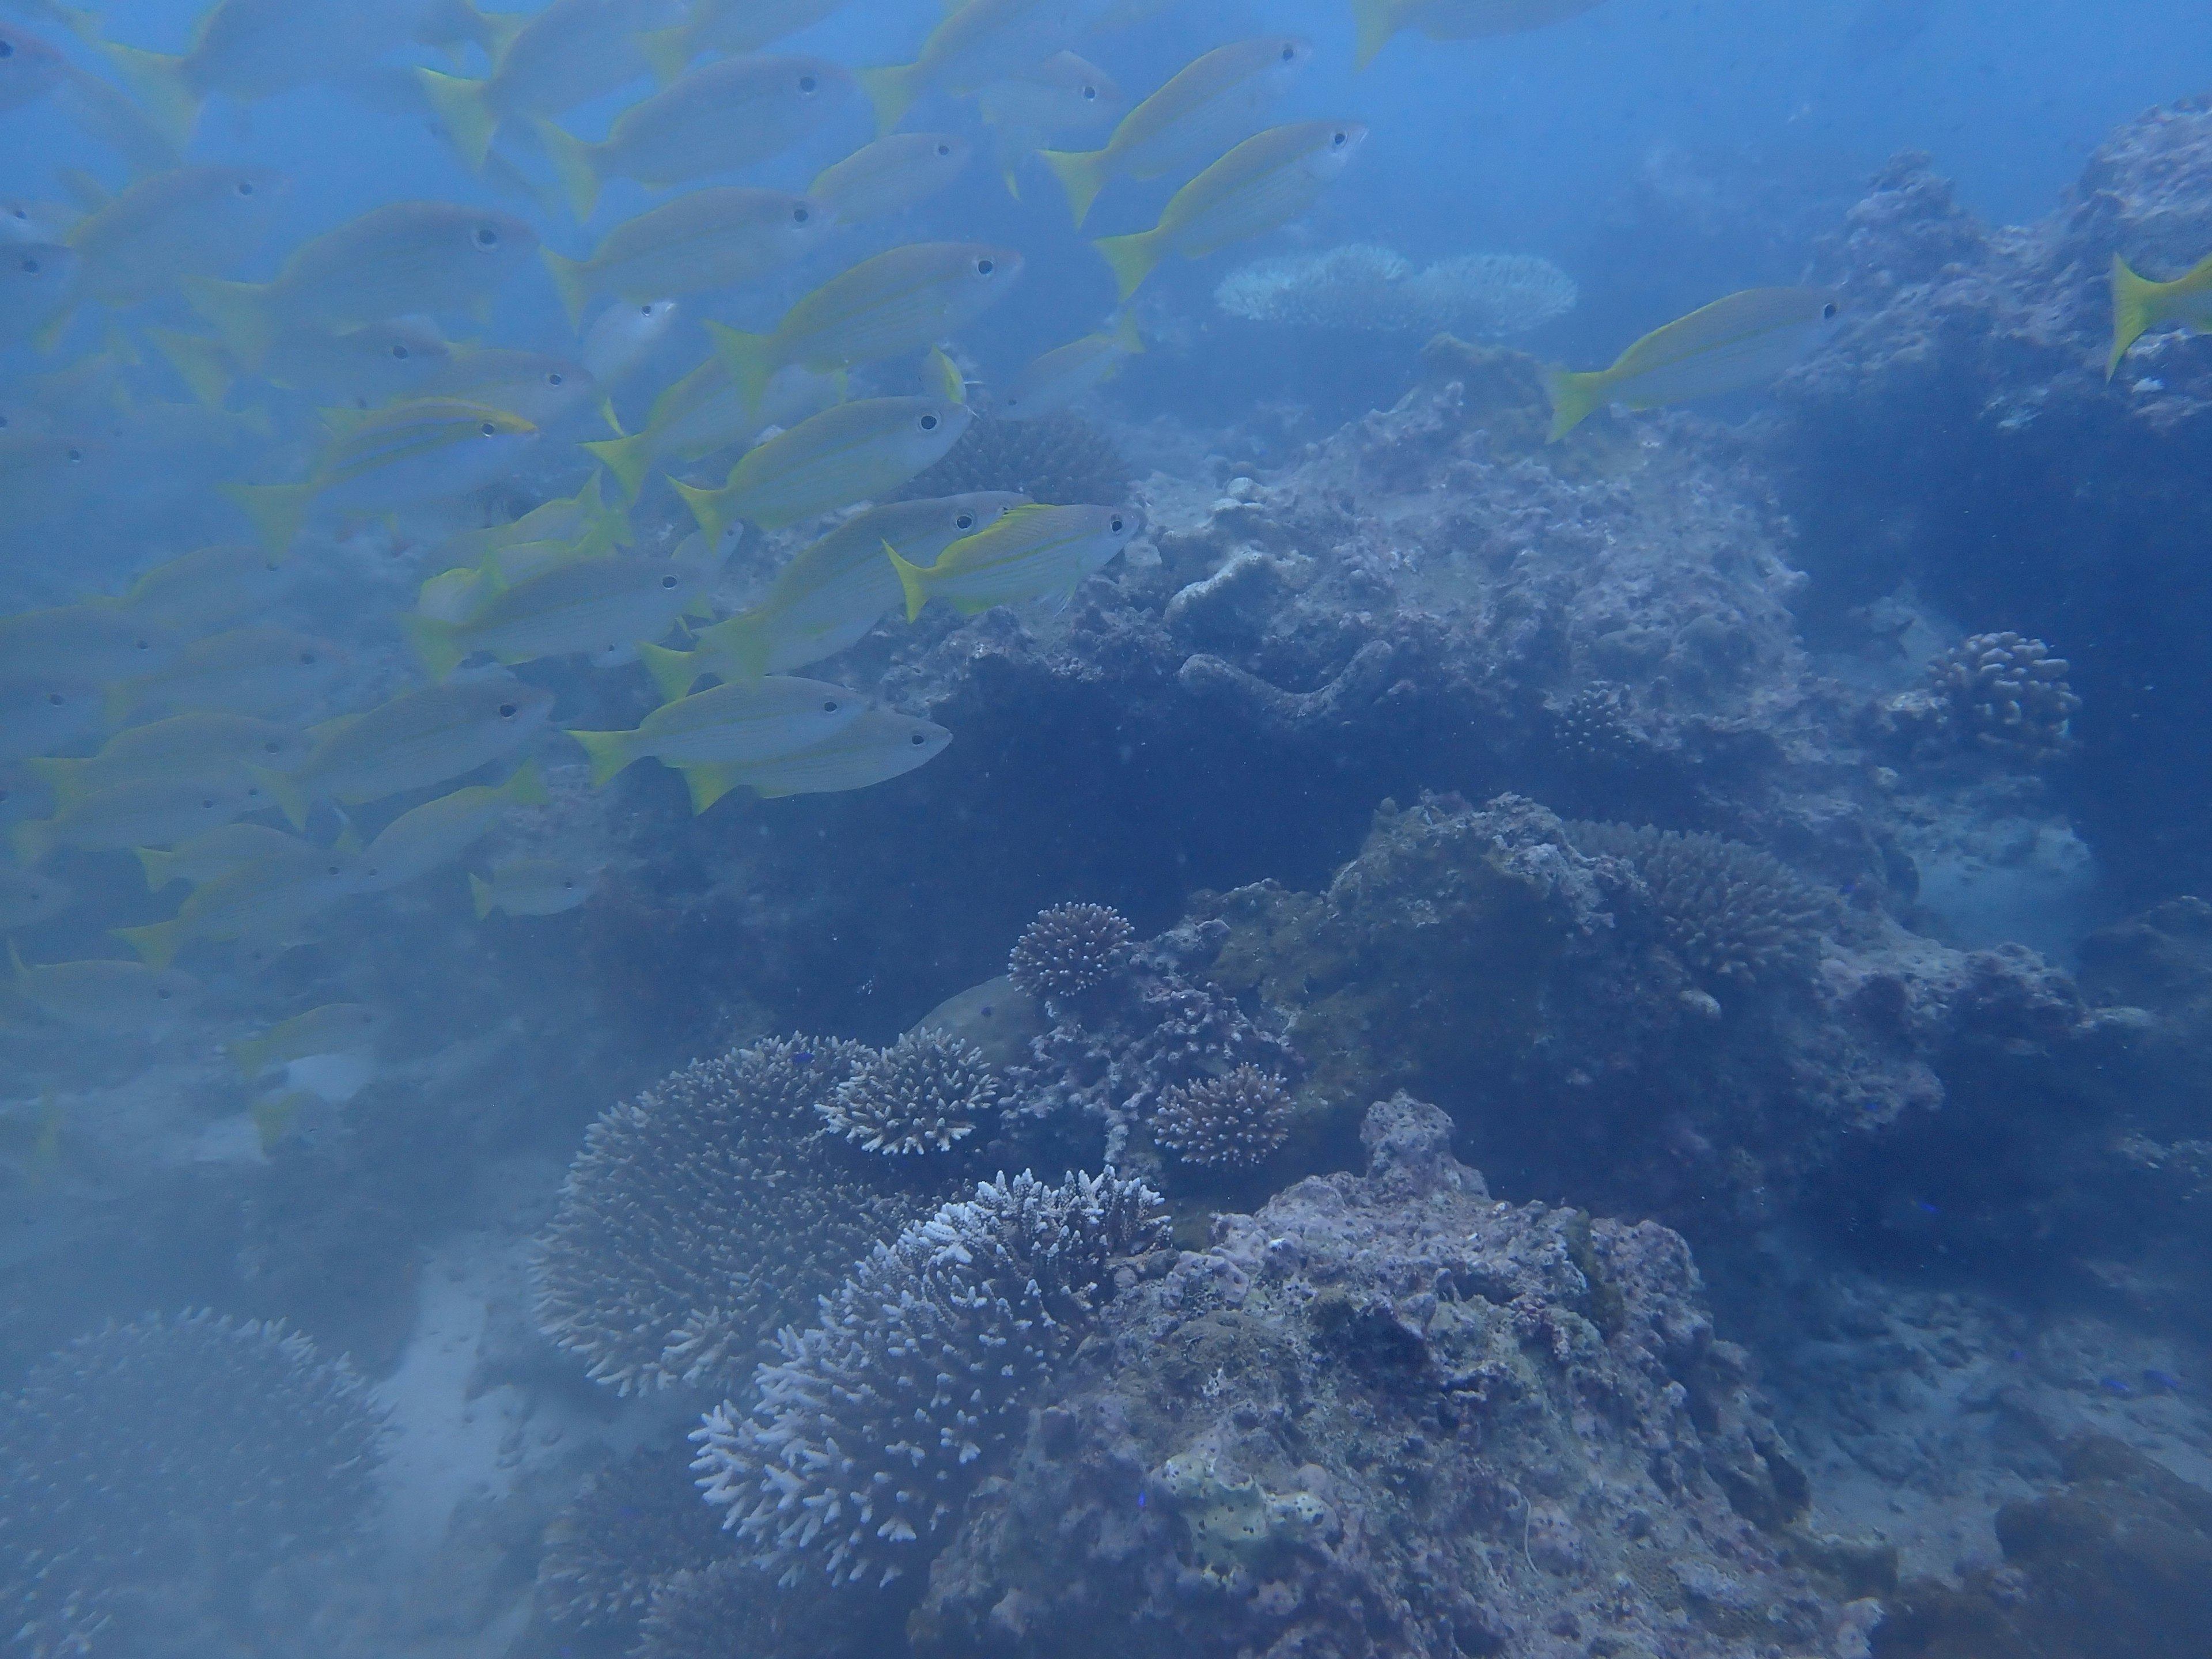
[0,0,2191,1123]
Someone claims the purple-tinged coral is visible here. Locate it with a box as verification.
[1568,820,1828,983]
[537,1445,726,1638]
[1007,902,1135,1000]
[535,1035,914,1396]
[1152,1063,1292,1169]
[817,1028,1000,1156]
[693,1169,1168,1590]
[0,1311,384,1654]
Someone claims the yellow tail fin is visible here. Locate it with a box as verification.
[135,846,177,891]
[183,276,278,370]
[702,609,772,685]
[469,871,495,919]
[566,729,636,789]
[1114,310,1145,357]
[1092,229,1162,303]
[540,247,596,331]
[1039,146,1108,229]
[416,67,499,170]
[638,640,701,702]
[855,64,918,137]
[230,1032,273,1080]
[638,23,692,85]
[503,756,550,808]
[114,918,187,971]
[146,325,234,408]
[534,119,602,222]
[581,429,654,501]
[1541,366,1608,442]
[399,612,470,681]
[680,763,744,815]
[218,480,316,552]
[885,539,931,622]
[247,764,311,832]
[2108,253,2163,380]
[12,819,55,866]
[102,43,201,147]
[672,478,735,548]
[1350,0,1403,71]
[706,321,778,414]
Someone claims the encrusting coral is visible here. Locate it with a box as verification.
[535,1033,917,1396]
[1150,1062,1293,1169]
[1006,900,1135,1000]
[897,411,1131,507]
[0,1310,385,1655]
[692,1168,1169,1590]
[1566,819,1829,983]
[817,1027,1001,1156]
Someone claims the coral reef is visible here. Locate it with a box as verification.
[693,1169,1169,1589]
[535,1033,919,1396]
[637,1561,892,1659]
[912,1096,1854,1659]
[818,1027,1002,1156]
[0,1311,385,1655]
[898,411,1132,506]
[536,1443,728,1638]
[1006,900,1135,1000]
[1214,244,1579,338]
[1872,631,2082,766]
[1566,819,1830,983]
[1150,1063,1293,1169]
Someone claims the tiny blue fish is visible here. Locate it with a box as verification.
[2099,1376,2134,1397]
[2145,1368,2183,1392]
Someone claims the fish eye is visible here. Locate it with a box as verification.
[1822,301,1839,319]
[821,698,839,712]
[659,573,678,588]
[1332,131,1347,146]
[391,344,410,359]
[157,986,172,999]
[793,204,810,223]
[236,179,254,195]
[65,447,81,462]
[935,142,951,156]
[0,414,8,427]
[474,225,498,247]
[1111,516,1125,531]
[919,413,939,430]
[909,732,926,745]
[498,702,517,717]
[1082,84,1097,99]
[7,205,21,218]
[135,637,153,650]
[298,650,316,664]
[44,691,62,705]
[798,74,817,92]
[200,796,216,808]
[955,513,974,529]
[20,257,37,274]
[479,421,497,435]
[0,42,13,58]
[641,302,656,315]
[547,372,563,385]
[325,863,342,876]
[263,740,281,752]
[975,257,995,275]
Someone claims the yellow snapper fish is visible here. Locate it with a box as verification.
[673,382,972,542]
[641,492,1029,693]
[470,855,600,918]
[978,51,1122,196]
[416,349,599,427]
[52,62,185,179]
[709,241,1022,411]
[256,679,554,825]
[857,0,1109,135]
[229,1001,389,1078]
[150,316,456,412]
[1041,37,1316,228]
[183,201,539,368]
[2108,252,2212,378]
[135,821,317,890]
[888,502,1140,619]
[0,18,65,111]
[0,866,70,930]
[542,187,830,329]
[537,54,853,221]
[809,132,973,226]
[62,164,287,313]
[14,771,274,864]
[432,473,630,567]
[582,296,679,392]
[681,705,951,808]
[1542,287,1843,441]
[582,353,843,501]
[220,399,539,551]
[2,195,79,243]
[0,680,106,764]
[105,0,444,143]
[7,945,200,1031]
[995,313,1141,420]
[416,535,607,624]
[416,0,690,169]
[104,541,294,635]
[28,714,312,806]
[681,0,852,58]
[1092,121,1369,301]
[0,603,183,685]
[402,554,715,679]
[0,241,75,346]
[113,843,362,969]
[567,676,868,790]
[1351,0,1608,70]
[107,627,350,723]
[352,762,548,893]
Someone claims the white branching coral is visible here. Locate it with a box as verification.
[1215,244,1578,339]
[817,1027,1001,1155]
[693,1169,1168,1589]
[1567,822,1828,984]
[1153,1063,1293,1168]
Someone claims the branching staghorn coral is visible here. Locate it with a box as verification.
[817,1027,1001,1156]
[535,1034,919,1396]
[1007,900,1135,1000]
[693,1169,1168,1589]
[1152,1063,1293,1168]
[1215,244,1578,339]
[1567,821,1828,984]
[0,1311,385,1654]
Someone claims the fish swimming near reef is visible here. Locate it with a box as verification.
[887,502,1141,619]
[470,855,600,918]
[809,134,974,226]
[7,944,200,1031]
[857,0,1109,135]
[255,679,553,826]
[678,704,952,809]
[540,187,830,328]
[229,1001,388,1078]
[568,676,869,788]
[996,315,1143,420]
[351,763,549,893]
[1542,286,1843,440]
[2108,251,2212,378]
